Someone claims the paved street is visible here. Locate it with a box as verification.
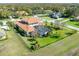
[65,24,79,31]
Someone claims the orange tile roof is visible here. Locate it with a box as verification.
[15,17,43,32]
[23,17,41,24]
[16,21,35,32]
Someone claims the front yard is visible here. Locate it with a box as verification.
[36,27,76,47]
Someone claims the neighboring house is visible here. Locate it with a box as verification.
[70,16,79,21]
[70,18,76,21]
[76,16,79,20]
[1,25,10,31]
[0,28,6,40]
[0,32,5,40]
[0,21,10,31]
[9,16,15,21]
[15,17,50,37]
[49,12,62,19]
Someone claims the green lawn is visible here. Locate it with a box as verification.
[35,27,76,47]
[36,37,59,48]
[66,21,79,28]
[17,27,75,48]
[28,32,79,56]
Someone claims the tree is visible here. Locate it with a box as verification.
[63,7,76,17]
[0,10,14,19]
[25,8,32,15]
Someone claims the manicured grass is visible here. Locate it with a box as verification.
[29,33,79,56]
[36,27,76,47]
[36,37,58,47]
[66,21,79,28]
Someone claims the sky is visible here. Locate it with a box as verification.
[0,0,79,3]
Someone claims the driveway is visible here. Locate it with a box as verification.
[50,18,79,31]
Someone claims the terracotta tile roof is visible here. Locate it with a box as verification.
[16,21,35,32]
[23,17,41,24]
[15,17,43,32]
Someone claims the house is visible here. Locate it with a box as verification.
[70,16,79,21]
[15,17,50,37]
[76,16,79,20]
[0,28,6,40]
[35,26,51,37]
[0,32,6,40]
[0,21,10,31]
[70,18,76,21]
[49,12,62,19]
